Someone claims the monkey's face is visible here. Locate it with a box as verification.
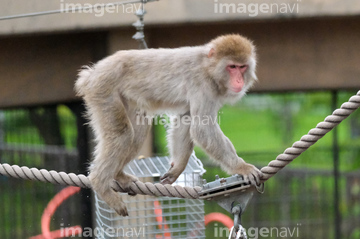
[226,62,248,93]
[210,56,256,105]
[226,56,257,92]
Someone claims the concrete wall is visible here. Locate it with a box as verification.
[1,0,360,35]
[1,16,359,109]
[0,32,107,108]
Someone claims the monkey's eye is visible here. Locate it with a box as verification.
[229,65,236,69]
[240,65,247,69]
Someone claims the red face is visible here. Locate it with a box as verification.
[226,64,248,93]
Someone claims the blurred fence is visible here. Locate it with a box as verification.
[0,144,81,238]
[0,91,359,239]
[204,151,360,239]
[0,104,90,238]
[246,166,360,239]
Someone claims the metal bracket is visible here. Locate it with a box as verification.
[199,174,264,239]
[199,174,264,210]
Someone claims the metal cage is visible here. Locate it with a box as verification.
[94,154,206,239]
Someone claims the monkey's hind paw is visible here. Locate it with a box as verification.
[114,205,129,217]
[114,173,139,196]
[112,179,138,196]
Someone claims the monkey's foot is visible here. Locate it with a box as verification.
[114,173,139,196]
[160,162,184,185]
[112,201,129,216]
[89,176,129,216]
[103,192,129,216]
[233,163,263,186]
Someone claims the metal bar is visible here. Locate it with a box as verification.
[69,102,94,239]
[332,90,341,239]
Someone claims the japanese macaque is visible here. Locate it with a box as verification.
[75,34,262,216]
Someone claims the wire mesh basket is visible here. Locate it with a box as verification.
[94,154,206,239]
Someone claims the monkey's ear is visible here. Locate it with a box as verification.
[208,48,215,58]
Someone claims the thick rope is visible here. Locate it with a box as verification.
[0,163,201,199]
[112,180,201,199]
[261,90,360,181]
[0,164,91,188]
[0,91,359,198]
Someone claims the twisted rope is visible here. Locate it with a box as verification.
[0,163,201,199]
[0,91,359,198]
[0,164,91,188]
[260,90,360,181]
[113,180,201,199]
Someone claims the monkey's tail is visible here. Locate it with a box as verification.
[75,65,95,97]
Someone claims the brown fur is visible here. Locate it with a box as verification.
[210,34,254,63]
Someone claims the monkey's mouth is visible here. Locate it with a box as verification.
[231,86,243,93]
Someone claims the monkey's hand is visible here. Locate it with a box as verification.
[160,162,185,185]
[230,161,263,186]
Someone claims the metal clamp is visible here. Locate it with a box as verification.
[199,174,264,210]
[131,0,159,49]
[199,174,264,239]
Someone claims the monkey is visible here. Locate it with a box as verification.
[75,34,262,216]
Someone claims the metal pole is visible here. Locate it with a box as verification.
[332,90,341,239]
[69,102,93,238]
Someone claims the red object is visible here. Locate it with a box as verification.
[204,212,233,229]
[154,200,171,239]
[29,186,82,239]
[31,187,234,239]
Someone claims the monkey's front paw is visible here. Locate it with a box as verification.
[236,163,263,186]
[160,163,184,185]
[160,172,178,185]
